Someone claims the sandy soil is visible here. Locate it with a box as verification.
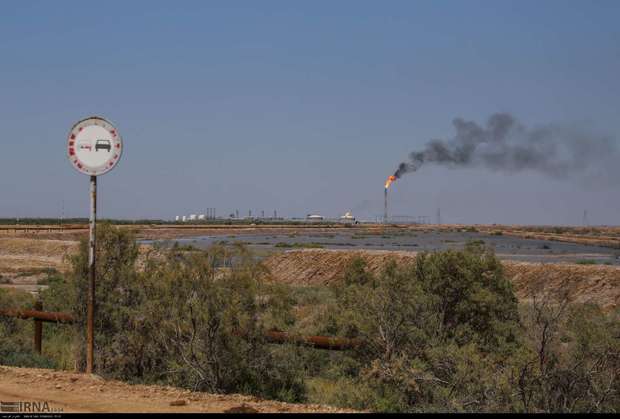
[505,261,620,309]
[0,238,79,294]
[263,249,620,311]
[0,366,352,414]
[0,238,77,271]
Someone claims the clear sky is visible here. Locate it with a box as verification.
[1,0,619,225]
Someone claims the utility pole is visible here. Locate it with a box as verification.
[436,208,441,225]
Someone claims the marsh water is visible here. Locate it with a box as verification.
[150,230,620,265]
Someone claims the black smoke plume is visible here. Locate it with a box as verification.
[392,113,615,180]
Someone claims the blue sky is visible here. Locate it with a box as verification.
[1,1,619,224]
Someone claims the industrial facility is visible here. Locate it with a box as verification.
[172,207,434,225]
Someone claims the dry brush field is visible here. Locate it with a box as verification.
[264,248,620,311]
[1,224,619,309]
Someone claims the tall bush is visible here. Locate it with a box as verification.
[328,245,521,412]
[63,224,304,401]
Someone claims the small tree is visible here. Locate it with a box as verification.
[330,245,521,412]
[66,223,152,376]
[515,294,620,413]
[141,245,305,400]
[62,225,304,401]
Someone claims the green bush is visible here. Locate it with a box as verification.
[61,224,304,401]
[0,288,58,369]
[514,300,620,412]
[342,257,374,287]
[140,244,305,400]
[324,245,521,412]
[575,259,597,265]
[274,242,324,249]
[312,246,619,413]
[0,340,57,369]
[62,223,145,376]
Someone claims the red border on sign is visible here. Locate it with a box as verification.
[67,117,123,177]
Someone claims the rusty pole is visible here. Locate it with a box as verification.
[0,308,74,323]
[87,175,97,374]
[33,300,42,354]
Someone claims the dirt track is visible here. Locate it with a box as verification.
[0,366,351,414]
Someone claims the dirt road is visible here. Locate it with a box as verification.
[0,366,349,414]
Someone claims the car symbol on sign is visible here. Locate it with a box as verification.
[78,141,92,151]
[95,139,112,152]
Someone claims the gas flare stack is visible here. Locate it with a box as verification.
[384,175,396,224]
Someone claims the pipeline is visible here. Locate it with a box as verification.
[0,309,360,351]
[0,308,75,323]
[264,330,360,351]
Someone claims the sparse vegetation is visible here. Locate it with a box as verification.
[575,259,598,265]
[275,242,324,249]
[170,242,201,251]
[55,224,305,402]
[299,246,619,412]
[1,227,618,412]
[0,288,57,369]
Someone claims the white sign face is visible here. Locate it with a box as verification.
[67,116,123,176]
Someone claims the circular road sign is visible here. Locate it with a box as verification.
[67,116,123,176]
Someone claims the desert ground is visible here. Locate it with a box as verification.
[2,223,619,308]
[0,366,352,413]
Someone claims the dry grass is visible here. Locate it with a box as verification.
[0,238,79,293]
[0,238,79,258]
[505,261,620,309]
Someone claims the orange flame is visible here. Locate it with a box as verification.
[385,175,396,189]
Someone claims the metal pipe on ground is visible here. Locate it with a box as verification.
[0,309,361,351]
[264,330,360,351]
[0,308,75,323]
[33,301,42,354]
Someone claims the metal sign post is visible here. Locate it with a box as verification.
[87,175,97,373]
[67,117,123,374]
